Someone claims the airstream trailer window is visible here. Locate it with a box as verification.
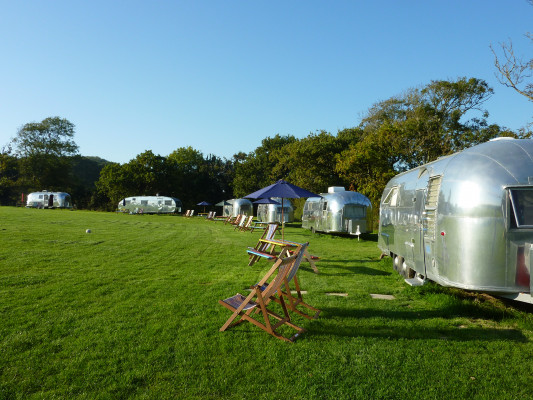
[165,200,172,205]
[509,189,533,228]
[383,187,399,206]
[141,200,148,206]
[39,195,43,199]
[323,202,328,211]
[125,200,131,205]
[344,205,365,218]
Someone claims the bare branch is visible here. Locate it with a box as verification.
[491,35,533,102]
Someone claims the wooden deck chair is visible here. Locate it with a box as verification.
[234,215,248,231]
[230,214,243,226]
[224,215,238,225]
[189,210,195,217]
[238,215,254,231]
[214,215,230,223]
[206,211,215,220]
[256,242,320,320]
[250,221,269,233]
[184,210,191,217]
[218,244,308,342]
[247,223,279,266]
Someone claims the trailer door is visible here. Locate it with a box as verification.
[412,189,426,274]
[422,176,442,278]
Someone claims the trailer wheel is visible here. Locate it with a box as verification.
[393,255,402,272]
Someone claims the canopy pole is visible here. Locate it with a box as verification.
[281,198,284,241]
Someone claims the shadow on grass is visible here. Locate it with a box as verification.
[311,306,528,342]
[312,265,391,277]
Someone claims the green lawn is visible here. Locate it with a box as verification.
[1,207,533,399]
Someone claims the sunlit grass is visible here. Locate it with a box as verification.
[1,207,533,399]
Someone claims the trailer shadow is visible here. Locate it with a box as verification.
[310,306,528,342]
[313,264,391,277]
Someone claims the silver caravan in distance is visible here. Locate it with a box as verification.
[118,196,182,214]
[378,138,533,303]
[256,198,295,223]
[26,191,72,209]
[223,198,253,217]
[302,187,372,235]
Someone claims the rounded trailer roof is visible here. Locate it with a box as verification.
[306,190,371,209]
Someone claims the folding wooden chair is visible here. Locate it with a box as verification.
[238,215,254,231]
[247,223,279,266]
[214,215,230,223]
[256,243,320,320]
[230,214,243,227]
[219,244,308,342]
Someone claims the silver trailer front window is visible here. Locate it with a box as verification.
[344,205,365,218]
[383,187,399,206]
[509,189,533,228]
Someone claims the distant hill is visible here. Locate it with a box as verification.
[71,156,113,188]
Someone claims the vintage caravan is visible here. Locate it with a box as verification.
[118,196,182,214]
[256,198,294,223]
[378,138,533,303]
[223,198,253,217]
[26,191,72,209]
[302,187,372,235]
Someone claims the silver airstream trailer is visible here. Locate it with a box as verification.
[118,196,182,214]
[256,197,295,223]
[302,187,372,235]
[223,198,253,217]
[378,138,533,303]
[26,191,72,209]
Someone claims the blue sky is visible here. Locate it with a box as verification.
[0,1,531,164]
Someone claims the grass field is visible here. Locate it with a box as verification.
[1,207,533,399]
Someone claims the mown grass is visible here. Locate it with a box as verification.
[1,207,533,399]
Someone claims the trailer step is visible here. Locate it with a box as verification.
[405,276,427,287]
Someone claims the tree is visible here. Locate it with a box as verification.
[12,116,78,158]
[336,77,516,225]
[0,145,21,205]
[491,34,533,102]
[11,116,78,190]
[271,131,351,195]
[232,134,297,197]
[490,0,533,103]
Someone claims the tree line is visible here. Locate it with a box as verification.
[1,77,531,219]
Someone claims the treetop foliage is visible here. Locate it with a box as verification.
[1,77,530,216]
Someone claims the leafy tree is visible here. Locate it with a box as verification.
[0,145,21,205]
[336,77,518,224]
[271,131,350,195]
[232,134,297,197]
[11,116,78,190]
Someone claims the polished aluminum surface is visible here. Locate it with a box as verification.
[118,196,182,214]
[223,198,253,217]
[256,197,294,223]
[302,187,372,234]
[378,138,533,300]
[26,191,72,209]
